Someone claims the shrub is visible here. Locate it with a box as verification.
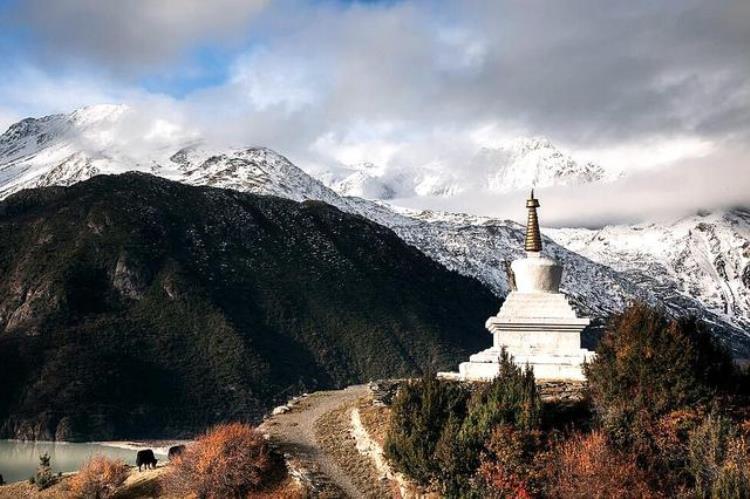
[462,350,541,439]
[166,422,285,498]
[30,452,56,490]
[454,350,541,493]
[712,439,750,499]
[384,374,469,487]
[476,425,545,498]
[687,414,750,497]
[585,303,734,446]
[68,455,129,499]
[385,353,542,495]
[643,408,706,489]
[547,431,653,498]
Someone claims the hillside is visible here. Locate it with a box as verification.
[0,105,747,354]
[0,173,497,441]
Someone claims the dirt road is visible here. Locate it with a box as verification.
[259,385,370,498]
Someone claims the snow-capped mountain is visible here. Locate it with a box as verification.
[321,136,613,200]
[1,106,748,353]
[375,206,750,352]
[0,105,342,206]
[319,162,400,200]
[474,136,609,193]
[547,210,750,334]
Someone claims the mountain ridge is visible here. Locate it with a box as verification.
[1,105,748,354]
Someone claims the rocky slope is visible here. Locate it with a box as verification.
[0,106,748,354]
[367,206,750,354]
[0,173,498,440]
[547,210,750,335]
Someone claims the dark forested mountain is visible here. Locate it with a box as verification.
[0,173,497,441]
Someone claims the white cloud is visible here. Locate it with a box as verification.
[2,0,749,225]
[230,48,323,112]
[14,0,269,68]
[573,137,716,174]
[393,146,750,227]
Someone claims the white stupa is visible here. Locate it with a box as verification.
[449,191,595,381]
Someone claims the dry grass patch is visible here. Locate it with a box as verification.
[314,402,395,498]
[0,477,74,499]
[356,396,390,447]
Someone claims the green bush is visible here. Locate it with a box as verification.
[31,452,56,491]
[385,351,543,496]
[384,374,469,487]
[462,350,541,439]
[585,303,735,446]
[688,414,750,498]
[433,413,476,494]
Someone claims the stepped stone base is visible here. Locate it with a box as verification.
[442,288,595,382]
[456,347,592,381]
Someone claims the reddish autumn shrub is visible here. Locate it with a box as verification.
[548,431,654,498]
[166,422,285,499]
[636,408,705,489]
[68,455,129,499]
[476,425,545,498]
[585,304,735,448]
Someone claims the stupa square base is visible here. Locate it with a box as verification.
[457,356,586,381]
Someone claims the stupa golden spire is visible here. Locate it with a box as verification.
[524,189,542,252]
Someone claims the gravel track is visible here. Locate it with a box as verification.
[259,385,370,498]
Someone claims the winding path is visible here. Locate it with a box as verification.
[259,385,369,498]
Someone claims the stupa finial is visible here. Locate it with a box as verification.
[524,189,542,252]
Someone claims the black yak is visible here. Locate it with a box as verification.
[168,444,186,461]
[136,449,158,471]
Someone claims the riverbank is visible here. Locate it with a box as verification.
[0,439,184,484]
[0,383,398,497]
[0,460,304,498]
[0,463,169,499]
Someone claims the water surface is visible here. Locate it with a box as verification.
[0,440,167,483]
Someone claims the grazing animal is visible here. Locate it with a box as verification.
[168,445,186,461]
[136,449,158,471]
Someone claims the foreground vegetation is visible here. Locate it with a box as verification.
[0,423,300,499]
[385,304,750,498]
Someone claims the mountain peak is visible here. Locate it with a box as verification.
[0,106,339,204]
[322,135,610,200]
[503,135,554,152]
[68,103,130,126]
[476,137,607,193]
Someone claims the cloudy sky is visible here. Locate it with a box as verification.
[0,0,748,225]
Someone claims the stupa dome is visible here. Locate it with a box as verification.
[511,252,562,293]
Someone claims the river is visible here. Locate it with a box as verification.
[0,440,169,483]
